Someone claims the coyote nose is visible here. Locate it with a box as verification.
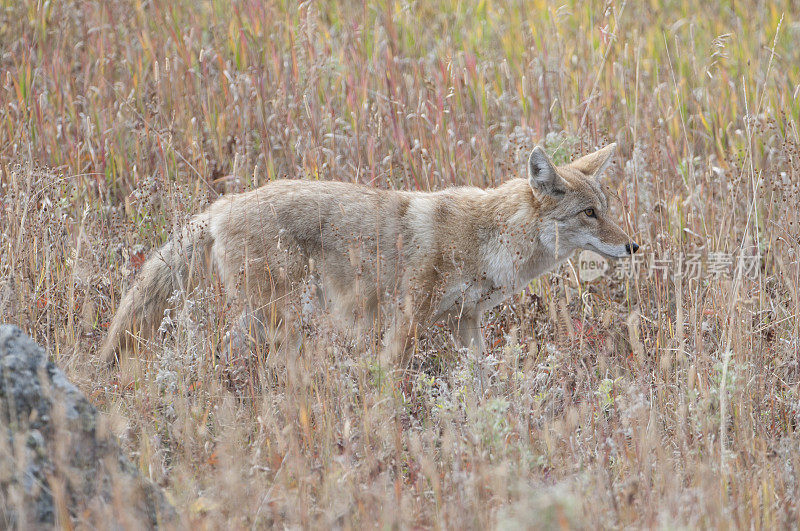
[625,242,640,254]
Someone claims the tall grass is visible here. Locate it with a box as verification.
[1,0,799,527]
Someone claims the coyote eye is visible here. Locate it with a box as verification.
[583,208,596,218]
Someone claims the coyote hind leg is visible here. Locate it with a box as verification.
[380,288,437,373]
[219,303,292,365]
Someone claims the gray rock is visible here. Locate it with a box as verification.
[0,325,177,529]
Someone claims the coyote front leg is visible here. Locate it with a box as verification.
[451,310,489,392]
[381,316,415,370]
[453,312,484,356]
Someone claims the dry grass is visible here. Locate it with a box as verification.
[2,0,800,528]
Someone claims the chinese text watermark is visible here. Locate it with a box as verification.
[577,250,761,282]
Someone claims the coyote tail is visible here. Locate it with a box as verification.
[100,212,213,365]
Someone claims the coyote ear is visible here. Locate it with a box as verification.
[570,143,617,180]
[528,146,565,197]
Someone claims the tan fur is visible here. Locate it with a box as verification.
[100,144,638,367]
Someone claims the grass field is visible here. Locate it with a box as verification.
[2,0,800,527]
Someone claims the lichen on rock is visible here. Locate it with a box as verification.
[0,325,176,529]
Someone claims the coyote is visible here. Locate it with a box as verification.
[100,143,638,367]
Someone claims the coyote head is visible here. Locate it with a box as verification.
[528,143,638,259]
